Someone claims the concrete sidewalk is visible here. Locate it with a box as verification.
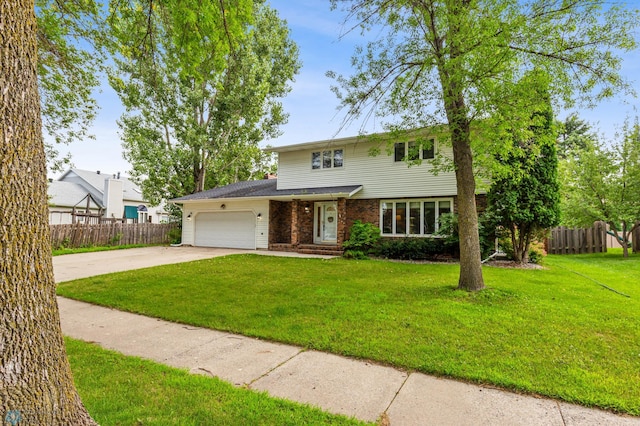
[55,247,640,425]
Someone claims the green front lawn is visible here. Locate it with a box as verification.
[67,338,368,425]
[58,251,640,415]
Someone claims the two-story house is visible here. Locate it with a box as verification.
[172,133,483,254]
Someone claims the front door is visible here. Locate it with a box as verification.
[314,202,337,244]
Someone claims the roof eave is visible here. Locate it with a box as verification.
[171,186,363,204]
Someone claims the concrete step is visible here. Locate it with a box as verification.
[297,249,343,256]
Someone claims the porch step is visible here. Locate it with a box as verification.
[297,244,344,257]
[297,249,344,256]
[269,243,295,252]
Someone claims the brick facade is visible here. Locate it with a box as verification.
[268,200,291,244]
[297,200,315,245]
[345,199,380,240]
[269,195,486,250]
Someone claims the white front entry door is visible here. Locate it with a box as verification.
[314,202,338,244]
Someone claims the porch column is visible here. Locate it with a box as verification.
[337,198,347,246]
[291,199,300,247]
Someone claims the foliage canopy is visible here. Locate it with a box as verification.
[487,83,561,263]
[109,0,300,205]
[36,0,105,171]
[329,0,638,290]
[560,118,640,257]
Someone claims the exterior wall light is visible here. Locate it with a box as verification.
[257,213,262,220]
[186,212,193,221]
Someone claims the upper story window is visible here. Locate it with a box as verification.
[312,149,343,170]
[394,139,436,162]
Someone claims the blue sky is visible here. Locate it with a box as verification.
[53,0,639,178]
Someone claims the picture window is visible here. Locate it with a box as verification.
[381,199,452,236]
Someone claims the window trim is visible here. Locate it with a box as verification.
[311,148,344,170]
[380,198,453,236]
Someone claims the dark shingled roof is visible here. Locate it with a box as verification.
[171,179,362,202]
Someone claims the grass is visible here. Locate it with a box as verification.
[66,338,368,425]
[58,251,640,416]
[53,244,153,256]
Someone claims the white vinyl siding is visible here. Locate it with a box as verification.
[277,141,458,199]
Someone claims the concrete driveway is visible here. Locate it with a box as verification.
[53,246,251,282]
[53,246,334,283]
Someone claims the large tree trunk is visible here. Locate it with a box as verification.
[451,127,486,291]
[435,1,485,291]
[0,1,96,423]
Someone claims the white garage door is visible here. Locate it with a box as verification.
[194,211,256,249]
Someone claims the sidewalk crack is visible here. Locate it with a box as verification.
[382,371,411,418]
[246,348,307,387]
[557,401,568,426]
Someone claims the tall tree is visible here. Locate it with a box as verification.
[556,113,596,159]
[560,119,640,257]
[36,0,104,172]
[109,0,300,205]
[0,0,95,423]
[329,0,638,290]
[488,81,561,263]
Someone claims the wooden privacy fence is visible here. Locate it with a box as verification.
[547,221,607,255]
[50,222,177,249]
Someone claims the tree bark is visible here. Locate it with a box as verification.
[451,125,486,291]
[0,1,96,423]
[433,1,485,291]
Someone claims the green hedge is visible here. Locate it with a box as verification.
[375,237,458,260]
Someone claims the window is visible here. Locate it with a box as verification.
[312,149,343,169]
[394,139,436,162]
[333,149,343,167]
[381,202,393,234]
[380,199,453,236]
[312,152,321,169]
[422,139,435,159]
[394,143,405,162]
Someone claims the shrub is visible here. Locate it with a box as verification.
[438,212,498,259]
[343,250,369,260]
[377,237,457,260]
[53,237,71,251]
[109,232,123,246]
[342,221,381,257]
[168,226,182,245]
[528,248,543,264]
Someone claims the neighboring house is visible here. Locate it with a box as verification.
[48,169,168,224]
[172,132,485,253]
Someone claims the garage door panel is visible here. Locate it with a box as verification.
[195,212,256,249]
